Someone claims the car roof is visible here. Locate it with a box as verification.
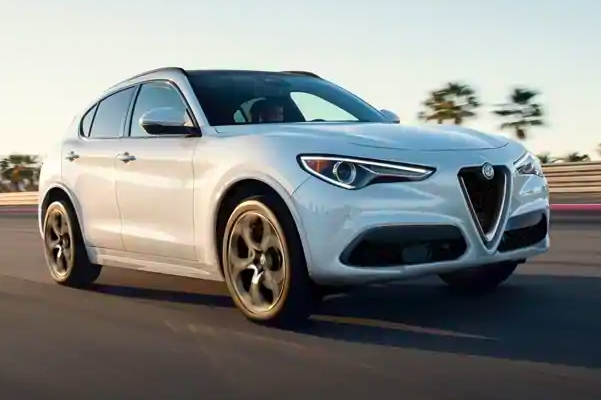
[103,67,321,97]
[186,69,321,78]
[113,67,321,86]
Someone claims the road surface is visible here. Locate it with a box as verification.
[0,211,600,400]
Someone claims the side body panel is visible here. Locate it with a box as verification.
[115,137,197,260]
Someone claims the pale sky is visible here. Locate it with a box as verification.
[1,0,599,159]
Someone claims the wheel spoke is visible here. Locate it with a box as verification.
[45,235,60,249]
[262,268,284,294]
[51,215,61,236]
[248,273,266,306]
[259,218,279,252]
[60,221,69,236]
[229,251,253,277]
[63,243,72,264]
[55,248,66,272]
[235,216,262,251]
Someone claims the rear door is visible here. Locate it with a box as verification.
[61,86,137,250]
[114,80,198,260]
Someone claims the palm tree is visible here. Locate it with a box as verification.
[0,154,40,191]
[417,82,480,125]
[563,152,590,163]
[492,88,544,140]
[0,158,8,173]
[536,152,554,164]
[0,158,9,192]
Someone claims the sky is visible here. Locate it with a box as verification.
[1,0,599,159]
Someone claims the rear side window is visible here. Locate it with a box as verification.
[89,87,136,138]
[80,105,97,137]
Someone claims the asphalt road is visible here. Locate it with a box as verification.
[1,212,600,400]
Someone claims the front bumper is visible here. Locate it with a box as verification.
[291,159,550,286]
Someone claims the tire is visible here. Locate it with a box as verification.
[221,193,320,326]
[42,200,102,287]
[438,261,518,294]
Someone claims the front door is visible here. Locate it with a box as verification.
[115,81,198,260]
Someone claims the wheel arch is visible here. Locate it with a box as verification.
[39,183,85,240]
[212,176,310,277]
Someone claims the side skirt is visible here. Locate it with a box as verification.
[87,246,224,281]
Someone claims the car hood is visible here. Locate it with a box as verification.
[214,122,508,151]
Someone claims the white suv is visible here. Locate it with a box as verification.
[38,67,550,326]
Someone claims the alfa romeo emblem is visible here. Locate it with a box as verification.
[481,162,495,180]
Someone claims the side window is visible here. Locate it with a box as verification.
[89,87,136,139]
[290,92,357,122]
[129,81,192,137]
[80,104,97,137]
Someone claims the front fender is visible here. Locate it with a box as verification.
[195,160,312,270]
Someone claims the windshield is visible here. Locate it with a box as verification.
[187,70,389,126]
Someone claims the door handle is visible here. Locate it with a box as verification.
[117,152,136,163]
[65,151,79,161]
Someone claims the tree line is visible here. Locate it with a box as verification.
[0,154,41,192]
[417,82,599,163]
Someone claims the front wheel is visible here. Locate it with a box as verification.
[221,194,319,326]
[438,261,518,294]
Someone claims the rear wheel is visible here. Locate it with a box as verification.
[43,200,102,287]
[438,261,518,294]
[221,194,319,326]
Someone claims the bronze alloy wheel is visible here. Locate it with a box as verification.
[42,200,102,287]
[44,202,75,280]
[221,194,319,325]
[226,208,287,314]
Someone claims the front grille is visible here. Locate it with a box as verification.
[458,166,507,241]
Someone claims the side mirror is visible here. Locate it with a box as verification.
[380,109,400,124]
[139,107,200,136]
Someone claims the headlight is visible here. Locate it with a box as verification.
[297,155,435,189]
[514,151,544,177]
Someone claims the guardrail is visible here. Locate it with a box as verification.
[541,161,601,194]
[0,192,38,206]
[0,162,600,206]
